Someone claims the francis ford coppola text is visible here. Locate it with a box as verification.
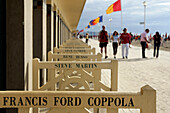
[1,96,134,108]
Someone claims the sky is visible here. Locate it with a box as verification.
[77,0,170,35]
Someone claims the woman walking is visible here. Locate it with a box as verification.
[111,31,119,59]
[153,32,162,58]
[120,28,131,59]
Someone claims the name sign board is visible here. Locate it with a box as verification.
[0,91,139,108]
[38,61,113,69]
[64,50,86,52]
[62,55,88,59]
[55,50,90,53]
[55,63,98,69]
[53,48,95,54]
[60,47,91,49]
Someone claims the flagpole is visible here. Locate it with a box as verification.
[121,11,123,31]
[121,0,123,32]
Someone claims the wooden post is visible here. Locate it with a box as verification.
[97,53,102,61]
[48,51,56,91]
[53,47,57,53]
[32,58,40,113]
[33,58,40,90]
[48,51,53,82]
[49,69,56,91]
[94,108,99,113]
[94,69,101,113]
[47,51,53,85]
[109,60,118,113]
[107,108,118,113]
[141,85,156,113]
[94,69,101,91]
[92,48,95,55]
[110,60,118,91]
[48,51,53,61]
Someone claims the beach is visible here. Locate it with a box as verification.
[85,38,170,113]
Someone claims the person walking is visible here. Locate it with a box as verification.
[111,31,119,59]
[153,32,162,58]
[77,33,80,39]
[99,25,109,59]
[85,33,89,44]
[120,28,131,59]
[140,29,150,58]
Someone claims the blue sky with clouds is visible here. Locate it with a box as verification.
[77,0,170,34]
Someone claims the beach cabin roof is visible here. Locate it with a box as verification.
[47,0,86,32]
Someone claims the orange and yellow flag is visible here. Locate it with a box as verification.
[106,0,121,14]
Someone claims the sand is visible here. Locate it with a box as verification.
[85,38,170,113]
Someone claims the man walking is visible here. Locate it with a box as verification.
[99,25,109,59]
[140,29,150,58]
[85,33,89,44]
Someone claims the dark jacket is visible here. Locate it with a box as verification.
[153,35,161,44]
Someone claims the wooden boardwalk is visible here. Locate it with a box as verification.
[37,38,160,113]
[40,38,142,113]
[84,38,170,113]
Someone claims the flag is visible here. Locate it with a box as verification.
[85,25,90,29]
[93,16,103,25]
[106,0,121,14]
[78,29,84,33]
[89,16,103,26]
[89,20,94,26]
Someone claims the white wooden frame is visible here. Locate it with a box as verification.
[0,85,156,113]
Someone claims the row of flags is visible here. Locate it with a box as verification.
[85,16,103,29]
[79,0,122,33]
